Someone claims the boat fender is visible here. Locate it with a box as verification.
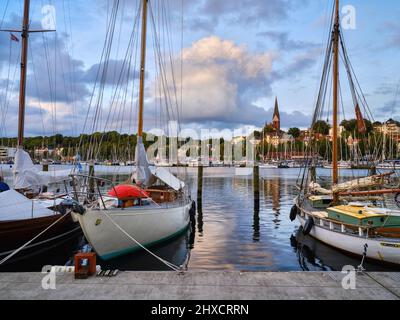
[395,193,400,208]
[303,217,314,235]
[72,201,86,215]
[290,205,299,221]
[57,204,67,215]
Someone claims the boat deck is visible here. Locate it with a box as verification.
[299,199,400,242]
[0,271,399,300]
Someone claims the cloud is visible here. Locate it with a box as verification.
[376,100,399,116]
[142,35,311,130]
[199,0,306,26]
[0,15,91,105]
[79,59,141,85]
[25,33,90,104]
[257,31,320,51]
[162,36,275,125]
[374,83,399,96]
[380,21,400,49]
[277,48,322,80]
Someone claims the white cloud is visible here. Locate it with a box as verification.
[163,36,276,124]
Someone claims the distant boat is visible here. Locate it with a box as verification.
[259,162,278,169]
[377,160,400,170]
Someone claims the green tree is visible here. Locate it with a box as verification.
[288,127,301,138]
[313,120,330,135]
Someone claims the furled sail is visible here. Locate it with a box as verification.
[308,182,332,195]
[332,172,393,193]
[13,148,72,189]
[131,137,155,187]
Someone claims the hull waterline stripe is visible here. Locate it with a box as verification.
[100,224,189,260]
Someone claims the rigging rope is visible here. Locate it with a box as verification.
[103,210,183,272]
[0,212,70,266]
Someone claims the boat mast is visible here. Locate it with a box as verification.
[332,0,340,185]
[17,0,30,148]
[138,0,148,138]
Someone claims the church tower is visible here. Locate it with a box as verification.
[272,97,280,132]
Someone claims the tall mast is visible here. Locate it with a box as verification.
[138,0,148,138]
[17,0,30,147]
[332,0,340,185]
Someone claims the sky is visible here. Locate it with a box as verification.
[0,0,399,138]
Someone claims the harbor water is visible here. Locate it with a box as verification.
[0,165,399,272]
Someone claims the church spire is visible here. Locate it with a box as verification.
[272,97,280,132]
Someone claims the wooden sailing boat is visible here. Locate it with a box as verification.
[292,0,400,265]
[73,0,192,260]
[0,0,80,265]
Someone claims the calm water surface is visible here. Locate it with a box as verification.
[1,166,399,272]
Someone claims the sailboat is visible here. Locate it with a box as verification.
[73,0,192,260]
[292,0,400,265]
[0,0,80,264]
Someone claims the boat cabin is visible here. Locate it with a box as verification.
[327,205,400,228]
[308,195,333,209]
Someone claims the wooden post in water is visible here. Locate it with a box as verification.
[253,165,260,211]
[42,162,49,172]
[197,164,203,211]
[369,166,377,176]
[89,162,95,198]
[310,166,316,183]
[42,160,48,192]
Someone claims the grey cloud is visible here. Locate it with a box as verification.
[256,31,320,51]
[79,59,141,85]
[374,83,399,96]
[376,100,398,115]
[380,21,400,49]
[176,104,311,130]
[200,0,305,26]
[276,48,322,80]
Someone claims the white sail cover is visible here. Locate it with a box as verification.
[13,148,72,189]
[0,189,54,221]
[150,167,185,191]
[132,137,154,187]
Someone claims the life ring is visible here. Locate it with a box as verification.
[290,205,299,221]
[303,217,314,235]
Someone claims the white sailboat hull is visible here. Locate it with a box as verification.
[259,164,278,169]
[76,202,191,260]
[297,214,400,265]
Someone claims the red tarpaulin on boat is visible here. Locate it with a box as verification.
[108,185,149,199]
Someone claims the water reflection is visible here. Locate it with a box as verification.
[290,227,395,272]
[1,167,399,272]
[263,178,282,228]
[252,208,260,242]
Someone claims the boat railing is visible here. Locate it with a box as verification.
[300,207,399,239]
[69,173,190,211]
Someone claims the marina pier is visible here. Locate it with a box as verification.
[0,0,399,305]
[0,271,399,300]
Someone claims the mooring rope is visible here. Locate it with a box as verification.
[0,212,70,266]
[102,211,183,272]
